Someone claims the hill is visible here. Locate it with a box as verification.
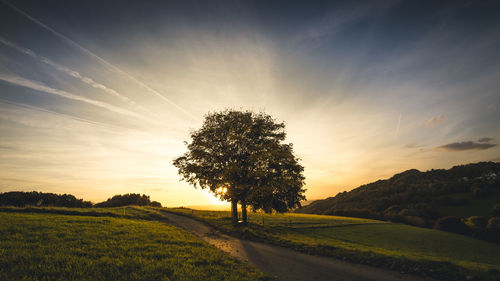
[296,162,500,240]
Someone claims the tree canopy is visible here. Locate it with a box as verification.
[173,110,306,224]
[0,191,92,208]
[94,193,162,208]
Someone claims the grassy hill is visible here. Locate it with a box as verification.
[296,162,500,237]
[0,207,267,281]
[167,208,500,281]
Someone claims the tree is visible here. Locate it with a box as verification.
[173,110,306,225]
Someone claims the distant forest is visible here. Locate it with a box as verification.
[0,191,161,208]
[297,162,500,242]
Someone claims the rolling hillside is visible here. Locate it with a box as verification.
[296,162,500,237]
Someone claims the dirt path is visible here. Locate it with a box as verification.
[160,211,436,281]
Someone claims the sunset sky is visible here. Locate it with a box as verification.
[1,0,500,208]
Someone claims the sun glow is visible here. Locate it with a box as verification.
[202,189,228,206]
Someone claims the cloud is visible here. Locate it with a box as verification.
[0,73,159,124]
[405,143,421,149]
[0,97,132,130]
[1,1,195,120]
[437,141,497,151]
[478,137,493,143]
[394,112,402,137]
[424,115,445,127]
[0,37,136,106]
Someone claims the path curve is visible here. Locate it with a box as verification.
[160,211,436,281]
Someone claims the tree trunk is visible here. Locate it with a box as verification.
[231,199,238,225]
[241,201,248,225]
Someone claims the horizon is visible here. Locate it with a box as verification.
[1,0,500,208]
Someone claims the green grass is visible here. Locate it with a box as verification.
[0,206,163,220]
[0,210,268,281]
[166,208,500,281]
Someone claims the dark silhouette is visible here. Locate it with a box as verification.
[0,191,92,208]
[173,110,306,225]
[94,193,162,208]
[434,216,471,235]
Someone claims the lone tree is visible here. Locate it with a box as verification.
[173,110,306,225]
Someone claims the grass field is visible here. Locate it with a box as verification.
[0,209,268,281]
[166,208,500,281]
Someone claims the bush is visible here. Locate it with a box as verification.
[150,201,162,208]
[95,193,159,208]
[466,216,488,229]
[487,217,500,230]
[434,216,471,235]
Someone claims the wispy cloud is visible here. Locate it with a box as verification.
[294,1,394,45]
[0,73,159,124]
[1,0,196,120]
[478,137,493,143]
[424,115,445,127]
[394,112,402,137]
[0,97,131,130]
[437,141,497,151]
[0,37,136,105]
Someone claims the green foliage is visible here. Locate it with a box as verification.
[0,191,92,208]
[466,216,488,229]
[167,208,500,281]
[0,210,266,281]
[173,110,305,223]
[94,193,161,208]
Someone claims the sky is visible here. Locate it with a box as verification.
[1,0,500,208]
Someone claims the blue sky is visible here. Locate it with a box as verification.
[1,0,499,206]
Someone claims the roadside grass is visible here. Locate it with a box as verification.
[165,208,500,281]
[0,211,268,281]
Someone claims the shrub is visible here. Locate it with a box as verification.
[466,216,488,229]
[487,217,500,230]
[434,216,471,235]
[150,201,162,208]
[95,194,158,208]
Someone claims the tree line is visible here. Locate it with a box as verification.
[0,191,161,208]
